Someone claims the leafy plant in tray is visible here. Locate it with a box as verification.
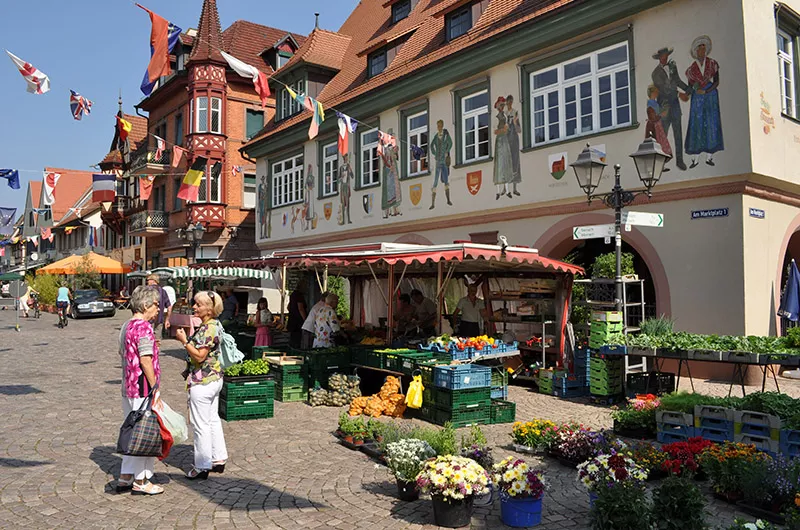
[651,476,708,530]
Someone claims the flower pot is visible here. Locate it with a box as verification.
[612,421,655,440]
[713,491,743,504]
[343,435,354,444]
[500,495,543,527]
[557,456,582,468]
[353,439,364,447]
[589,492,598,507]
[375,435,384,443]
[431,494,474,528]
[736,501,786,525]
[396,479,419,501]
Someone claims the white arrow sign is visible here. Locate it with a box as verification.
[573,224,615,240]
[621,211,664,227]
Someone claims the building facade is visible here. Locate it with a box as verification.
[244,0,800,339]
[133,0,305,268]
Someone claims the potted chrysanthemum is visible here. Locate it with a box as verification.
[384,439,436,501]
[416,455,490,528]
[577,453,648,506]
[493,457,546,527]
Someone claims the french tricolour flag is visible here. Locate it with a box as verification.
[92,174,116,203]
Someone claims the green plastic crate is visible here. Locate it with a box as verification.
[395,352,435,374]
[422,386,439,407]
[539,378,553,394]
[434,387,491,411]
[365,350,386,369]
[219,398,274,421]
[433,405,490,428]
[491,368,509,388]
[590,383,624,396]
[276,385,309,402]
[490,400,516,424]
[304,349,351,371]
[590,321,624,333]
[221,379,274,402]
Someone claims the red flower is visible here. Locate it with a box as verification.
[614,468,629,481]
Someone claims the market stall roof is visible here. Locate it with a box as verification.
[191,243,584,276]
[0,271,24,281]
[151,266,272,280]
[36,252,131,275]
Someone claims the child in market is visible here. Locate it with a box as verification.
[254,297,273,347]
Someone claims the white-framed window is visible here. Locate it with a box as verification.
[209,162,222,203]
[407,111,429,176]
[279,79,305,120]
[322,142,339,197]
[461,89,490,163]
[530,42,631,146]
[242,174,256,209]
[360,128,380,187]
[272,154,304,207]
[195,96,222,133]
[277,53,291,69]
[779,29,796,118]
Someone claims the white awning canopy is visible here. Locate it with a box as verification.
[150,266,272,280]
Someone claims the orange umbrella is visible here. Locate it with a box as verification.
[36,252,131,275]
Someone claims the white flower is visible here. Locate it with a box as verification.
[744,524,757,530]
[756,522,766,530]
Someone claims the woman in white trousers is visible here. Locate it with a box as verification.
[176,291,228,480]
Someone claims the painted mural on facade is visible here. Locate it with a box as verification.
[429,119,453,209]
[303,164,317,230]
[258,176,271,239]
[380,129,402,218]
[492,96,521,199]
[650,35,723,171]
[338,153,353,225]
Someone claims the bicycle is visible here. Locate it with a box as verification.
[57,302,68,329]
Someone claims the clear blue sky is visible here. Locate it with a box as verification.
[0,0,357,215]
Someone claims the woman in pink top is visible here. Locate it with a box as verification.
[117,286,164,496]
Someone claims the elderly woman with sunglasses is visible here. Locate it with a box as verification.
[175,291,228,480]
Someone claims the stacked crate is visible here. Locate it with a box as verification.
[219,377,275,421]
[780,428,800,457]
[553,373,589,398]
[625,372,676,398]
[656,410,695,443]
[538,369,554,395]
[491,367,509,399]
[733,410,781,453]
[589,354,624,397]
[304,349,351,390]
[693,405,734,442]
[490,400,516,424]
[429,365,492,427]
[268,358,308,402]
[589,311,624,350]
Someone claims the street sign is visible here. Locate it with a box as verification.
[621,211,664,227]
[573,224,615,240]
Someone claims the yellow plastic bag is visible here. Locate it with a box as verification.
[405,375,423,409]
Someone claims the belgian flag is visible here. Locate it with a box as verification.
[177,156,208,202]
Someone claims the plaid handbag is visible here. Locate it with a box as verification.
[116,388,163,457]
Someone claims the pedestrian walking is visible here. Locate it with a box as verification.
[176,291,228,480]
[117,285,163,495]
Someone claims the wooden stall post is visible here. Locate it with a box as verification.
[436,261,443,335]
[387,263,395,345]
[280,262,287,327]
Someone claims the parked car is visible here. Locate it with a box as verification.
[71,289,116,319]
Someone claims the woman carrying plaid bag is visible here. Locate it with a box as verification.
[117,286,164,495]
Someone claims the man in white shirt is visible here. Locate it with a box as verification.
[163,283,177,308]
[301,292,328,349]
[452,284,485,337]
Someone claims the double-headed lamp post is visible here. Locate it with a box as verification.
[177,222,206,266]
[570,136,670,313]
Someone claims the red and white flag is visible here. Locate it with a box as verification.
[43,172,61,206]
[41,227,53,242]
[139,175,156,201]
[153,135,166,161]
[220,50,270,107]
[377,131,397,156]
[172,145,189,168]
[231,165,241,178]
[337,112,357,156]
[30,235,39,248]
[5,50,50,94]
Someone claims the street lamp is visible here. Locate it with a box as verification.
[571,137,670,313]
[176,222,206,265]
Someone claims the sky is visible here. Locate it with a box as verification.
[0,0,358,215]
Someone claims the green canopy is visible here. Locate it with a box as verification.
[0,271,24,281]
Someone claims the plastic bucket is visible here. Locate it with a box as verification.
[589,492,598,507]
[396,479,419,501]
[501,495,543,527]
[431,495,474,528]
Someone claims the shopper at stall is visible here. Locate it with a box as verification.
[254,297,273,347]
[451,284,485,337]
[219,288,239,326]
[410,289,437,337]
[393,293,415,337]
[313,293,341,348]
[301,292,328,349]
[175,291,228,481]
[146,274,172,340]
[287,287,308,349]
[117,285,163,495]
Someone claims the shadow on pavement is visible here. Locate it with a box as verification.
[0,457,53,467]
[0,384,43,395]
[105,379,122,385]
[361,481,433,525]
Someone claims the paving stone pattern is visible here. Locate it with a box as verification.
[0,311,795,529]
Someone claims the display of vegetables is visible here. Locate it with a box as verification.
[309,373,362,407]
[359,336,386,346]
[349,376,406,418]
[426,334,503,352]
[622,331,800,356]
[223,359,269,377]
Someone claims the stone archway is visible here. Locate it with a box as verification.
[534,213,672,317]
[774,212,800,335]
[394,233,434,245]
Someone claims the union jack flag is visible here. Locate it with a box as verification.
[69,90,93,121]
[231,165,241,178]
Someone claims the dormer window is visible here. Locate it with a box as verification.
[368,50,388,78]
[277,51,292,69]
[445,0,488,42]
[391,0,412,24]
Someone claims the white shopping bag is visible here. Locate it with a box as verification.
[154,400,189,444]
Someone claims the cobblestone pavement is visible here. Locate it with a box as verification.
[0,310,796,529]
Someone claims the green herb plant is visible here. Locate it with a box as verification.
[590,481,651,530]
[650,476,708,530]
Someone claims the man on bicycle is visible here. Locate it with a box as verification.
[56,283,71,324]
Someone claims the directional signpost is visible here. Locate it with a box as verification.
[573,213,663,242]
[573,224,615,240]
[622,211,664,228]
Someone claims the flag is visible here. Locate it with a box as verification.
[64,227,75,235]
[5,50,50,94]
[92,173,116,203]
[377,131,397,156]
[69,90,92,120]
[153,135,165,161]
[307,97,323,140]
[136,4,182,83]
[177,157,207,202]
[88,227,94,247]
[41,227,53,242]
[220,50,271,107]
[287,87,297,100]
[0,169,20,190]
[117,116,132,142]
[0,248,4,257]
[172,145,189,167]
[411,144,425,161]
[0,208,15,236]
[30,235,39,248]
[336,112,357,156]
[231,165,241,178]
[139,175,156,201]
[43,172,60,206]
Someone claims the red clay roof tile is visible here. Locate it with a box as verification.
[279,28,352,73]
[223,21,306,73]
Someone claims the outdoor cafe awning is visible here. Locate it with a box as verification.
[37,252,131,275]
[151,266,272,280]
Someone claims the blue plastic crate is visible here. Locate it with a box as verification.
[433,364,492,390]
[470,340,519,357]
[450,348,471,361]
[657,423,695,438]
[598,344,627,355]
[657,430,694,444]
[695,417,733,431]
[780,429,800,456]
[491,386,508,400]
[696,426,733,442]
[555,376,588,390]
[554,386,589,398]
